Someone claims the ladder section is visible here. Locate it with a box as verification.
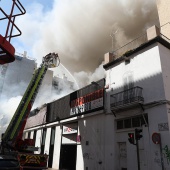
[2,65,47,145]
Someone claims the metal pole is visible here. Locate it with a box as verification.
[136,140,140,170]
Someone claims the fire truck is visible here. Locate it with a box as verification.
[1,52,60,169]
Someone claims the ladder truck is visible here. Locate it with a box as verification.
[1,52,59,169]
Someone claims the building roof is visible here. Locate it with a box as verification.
[103,35,170,70]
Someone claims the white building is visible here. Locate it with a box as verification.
[104,25,170,170]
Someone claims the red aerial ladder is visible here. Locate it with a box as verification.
[0,0,26,64]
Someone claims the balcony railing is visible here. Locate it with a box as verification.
[113,33,148,59]
[111,86,144,110]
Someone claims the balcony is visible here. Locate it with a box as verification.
[110,86,144,111]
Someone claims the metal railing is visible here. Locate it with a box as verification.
[113,33,148,59]
[112,23,170,59]
[111,86,144,108]
[0,0,26,42]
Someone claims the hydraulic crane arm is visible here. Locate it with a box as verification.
[2,53,59,150]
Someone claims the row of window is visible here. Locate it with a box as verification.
[116,114,148,130]
[25,127,55,148]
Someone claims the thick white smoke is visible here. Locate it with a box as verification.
[14,0,159,87]
[0,0,159,137]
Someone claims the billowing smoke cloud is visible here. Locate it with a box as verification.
[0,95,22,138]
[0,81,28,136]
[0,82,23,139]
[0,74,76,136]
[14,0,159,86]
[0,0,159,137]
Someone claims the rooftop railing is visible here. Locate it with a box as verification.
[113,33,148,59]
[112,23,170,59]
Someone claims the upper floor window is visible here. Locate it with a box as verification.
[116,114,148,130]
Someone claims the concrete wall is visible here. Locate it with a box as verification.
[156,0,170,39]
[77,112,115,170]
[52,126,62,169]
[105,42,170,170]
[106,43,165,103]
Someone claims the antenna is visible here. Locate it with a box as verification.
[110,29,118,51]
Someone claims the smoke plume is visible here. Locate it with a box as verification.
[14,0,159,87]
[0,0,159,137]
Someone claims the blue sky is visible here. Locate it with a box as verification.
[0,0,54,13]
[0,0,54,45]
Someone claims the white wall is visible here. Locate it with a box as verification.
[52,126,62,169]
[35,129,42,154]
[107,43,165,104]
[105,42,170,170]
[44,127,51,155]
[159,43,170,100]
[78,112,115,170]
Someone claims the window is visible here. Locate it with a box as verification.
[42,128,47,146]
[33,130,37,141]
[124,119,131,128]
[117,120,124,129]
[117,114,148,130]
[28,131,31,139]
[132,117,140,127]
[50,127,56,145]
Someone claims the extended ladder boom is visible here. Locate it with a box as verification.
[2,53,59,150]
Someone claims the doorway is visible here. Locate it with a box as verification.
[59,144,77,170]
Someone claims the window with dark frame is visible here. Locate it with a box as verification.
[124,118,131,128]
[132,117,140,127]
[42,128,47,146]
[28,131,31,139]
[33,130,37,141]
[50,127,56,145]
[117,120,124,129]
[116,114,148,130]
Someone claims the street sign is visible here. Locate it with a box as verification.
[152,133,161,144]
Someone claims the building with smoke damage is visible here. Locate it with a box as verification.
[23,1,170,170]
